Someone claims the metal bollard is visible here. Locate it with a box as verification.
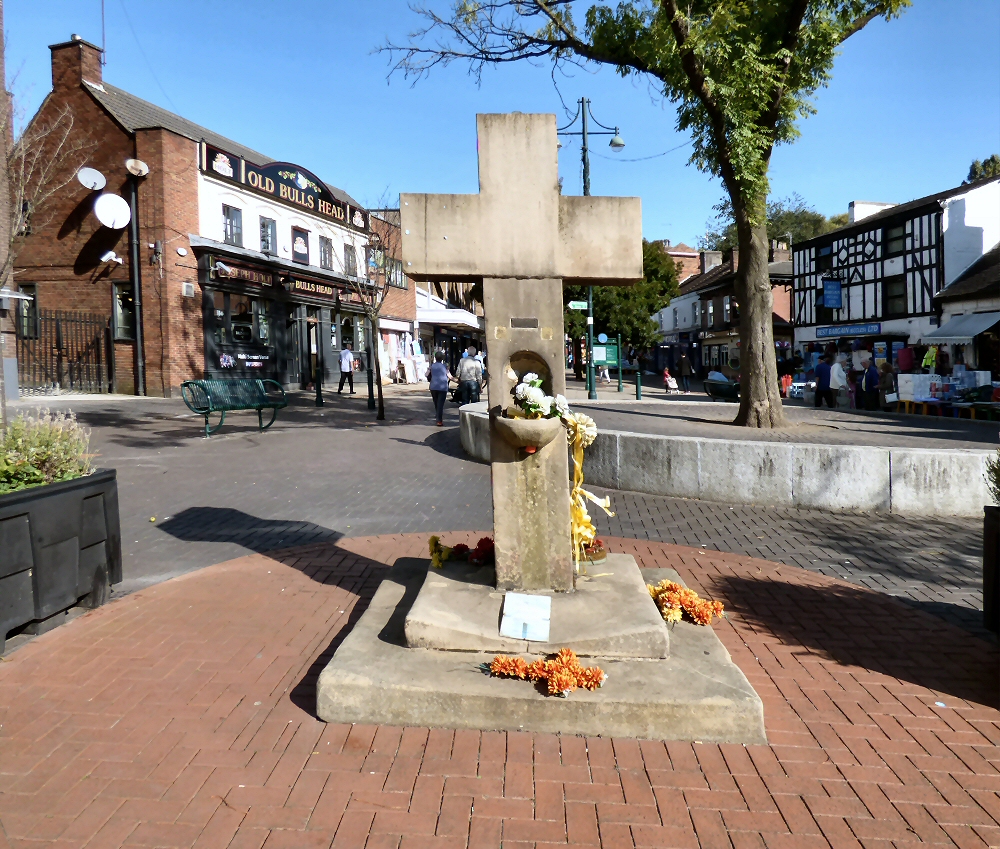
[635,370,642,400]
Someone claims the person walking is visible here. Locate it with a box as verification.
[814,354,835,408]
[861,356,881,411]
[878,362,897,411]
[338,342,356,394]
[456,346,484,404]
[678,353,693,393]
[427,350,454,426]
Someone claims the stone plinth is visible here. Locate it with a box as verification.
[316,558,766,744]
[404,554,668,658]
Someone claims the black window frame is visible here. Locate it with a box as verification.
[319,236,334,270]
[259,216,276,255]
[387,258,408,289]
[344,245,358,278]
[815,291,834,325]
[222,205,243,247]
[884,224,905,257]
[15,283,38,338]
[112,281,136,341]
[816,244,833,272]
[883,274,907,317]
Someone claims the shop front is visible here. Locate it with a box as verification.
[199,254,371,390]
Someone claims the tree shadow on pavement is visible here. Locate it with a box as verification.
[716,573,999,709]
[158,506,344,554]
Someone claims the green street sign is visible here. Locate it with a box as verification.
[567,300,588,310]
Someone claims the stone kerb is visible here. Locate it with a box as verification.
[457,404,990,517]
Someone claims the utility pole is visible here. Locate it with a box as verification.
[580,99,597,400]
[558,98,623,402]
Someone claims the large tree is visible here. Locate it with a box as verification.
[387,0,909,427]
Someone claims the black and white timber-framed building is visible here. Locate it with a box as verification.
[792,175,1000,362]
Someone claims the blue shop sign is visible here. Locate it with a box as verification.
[816,322,882,339]
[822,278,843,310]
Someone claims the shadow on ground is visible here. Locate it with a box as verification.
[718,573,999,709]
[158,507,344,554]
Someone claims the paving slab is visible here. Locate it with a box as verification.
[317,556,766,744]
[403,553,669,658]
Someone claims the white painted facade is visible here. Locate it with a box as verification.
[197,172,369,277]
[653,290,700,338]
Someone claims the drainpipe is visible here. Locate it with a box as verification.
[127,175,146,395]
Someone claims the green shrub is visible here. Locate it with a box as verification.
[0,410,94,494]
[988,449,1000,506]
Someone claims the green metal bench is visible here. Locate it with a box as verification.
[704,379,740,401]
[180,378,287,437]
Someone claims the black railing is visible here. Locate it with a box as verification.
[15,309,113,395]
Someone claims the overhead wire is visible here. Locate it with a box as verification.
[590,140,692,162]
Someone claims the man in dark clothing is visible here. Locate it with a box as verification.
[862,357,880,411]
[814,355,835,408]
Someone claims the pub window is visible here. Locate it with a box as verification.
[884,224,905,256]
[113,282,136,341]
[816,245,833,272]
[344,245,358,278]
[259,217,276,254]
[213,291,226,344]
[883,274,907,317]
[672,307,678,329]
[720,345,729,367]
[707,301,715,328]
[710,346,719,367]
[230,294,254,342]
[692,302,700,326]
[15,283,38,338]
[723,296,731,323]
[291,227,309,264]
[222,205,243,247]
[254,300,269,343]
[319,236,334,270]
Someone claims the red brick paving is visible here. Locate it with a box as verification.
[0,534,997,849]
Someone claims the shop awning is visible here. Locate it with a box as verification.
[379,318,412,333]
[923,311,1000,343]
[416,307,483,331]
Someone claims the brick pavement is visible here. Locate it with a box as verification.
[0,533,997,848]
[8,392,987,638]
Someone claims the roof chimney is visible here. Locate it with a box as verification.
[848,200,895,224]
[50,34,103,90]
[700,251,722,274]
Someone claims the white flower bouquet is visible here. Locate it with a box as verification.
[508,370,569,422]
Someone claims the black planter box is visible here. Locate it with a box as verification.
[0,469,122,651]
[986,506,999,634]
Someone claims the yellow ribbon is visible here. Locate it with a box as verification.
[566,418,614,576]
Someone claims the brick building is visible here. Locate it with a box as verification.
[14,35,414,397]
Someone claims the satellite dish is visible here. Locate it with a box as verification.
[93,193,131,229]
[125,158,149,177]
[597,333,609,344]
[77,167,106,191]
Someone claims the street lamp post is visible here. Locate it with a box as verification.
[365,232,383,412]
[558,98,624,401]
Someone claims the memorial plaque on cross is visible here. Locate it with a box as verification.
[401,113,641,592]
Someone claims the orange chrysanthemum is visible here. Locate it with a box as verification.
[647,580,724,626]
[487,649,606,697]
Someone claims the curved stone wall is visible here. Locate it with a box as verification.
[458,404,992,517]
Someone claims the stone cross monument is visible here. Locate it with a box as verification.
[401,113,641,593]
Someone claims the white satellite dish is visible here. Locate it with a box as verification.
[77,167,106,191]
[125,158,149,177]
[93,193,131,229]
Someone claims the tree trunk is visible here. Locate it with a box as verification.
[373,323,385,420]
[733,207,789,428]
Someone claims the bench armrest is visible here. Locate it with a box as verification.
[181,381,213,414]
[260,379,286,401]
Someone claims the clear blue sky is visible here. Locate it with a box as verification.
[8,1,1000,248]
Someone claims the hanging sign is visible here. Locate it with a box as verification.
[822,278,843,310]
